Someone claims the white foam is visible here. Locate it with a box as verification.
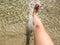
[27,0,41,30]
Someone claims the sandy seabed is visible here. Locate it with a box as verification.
[0,0,60,45]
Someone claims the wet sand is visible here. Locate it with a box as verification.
[0,0,60,45]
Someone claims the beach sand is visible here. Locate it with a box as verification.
[0,0,60,45]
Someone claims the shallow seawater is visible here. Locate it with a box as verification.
[0,0,60,45]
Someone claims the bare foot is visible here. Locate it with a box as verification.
[33,3,40,15]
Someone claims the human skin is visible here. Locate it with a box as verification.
[32,3,54,45]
